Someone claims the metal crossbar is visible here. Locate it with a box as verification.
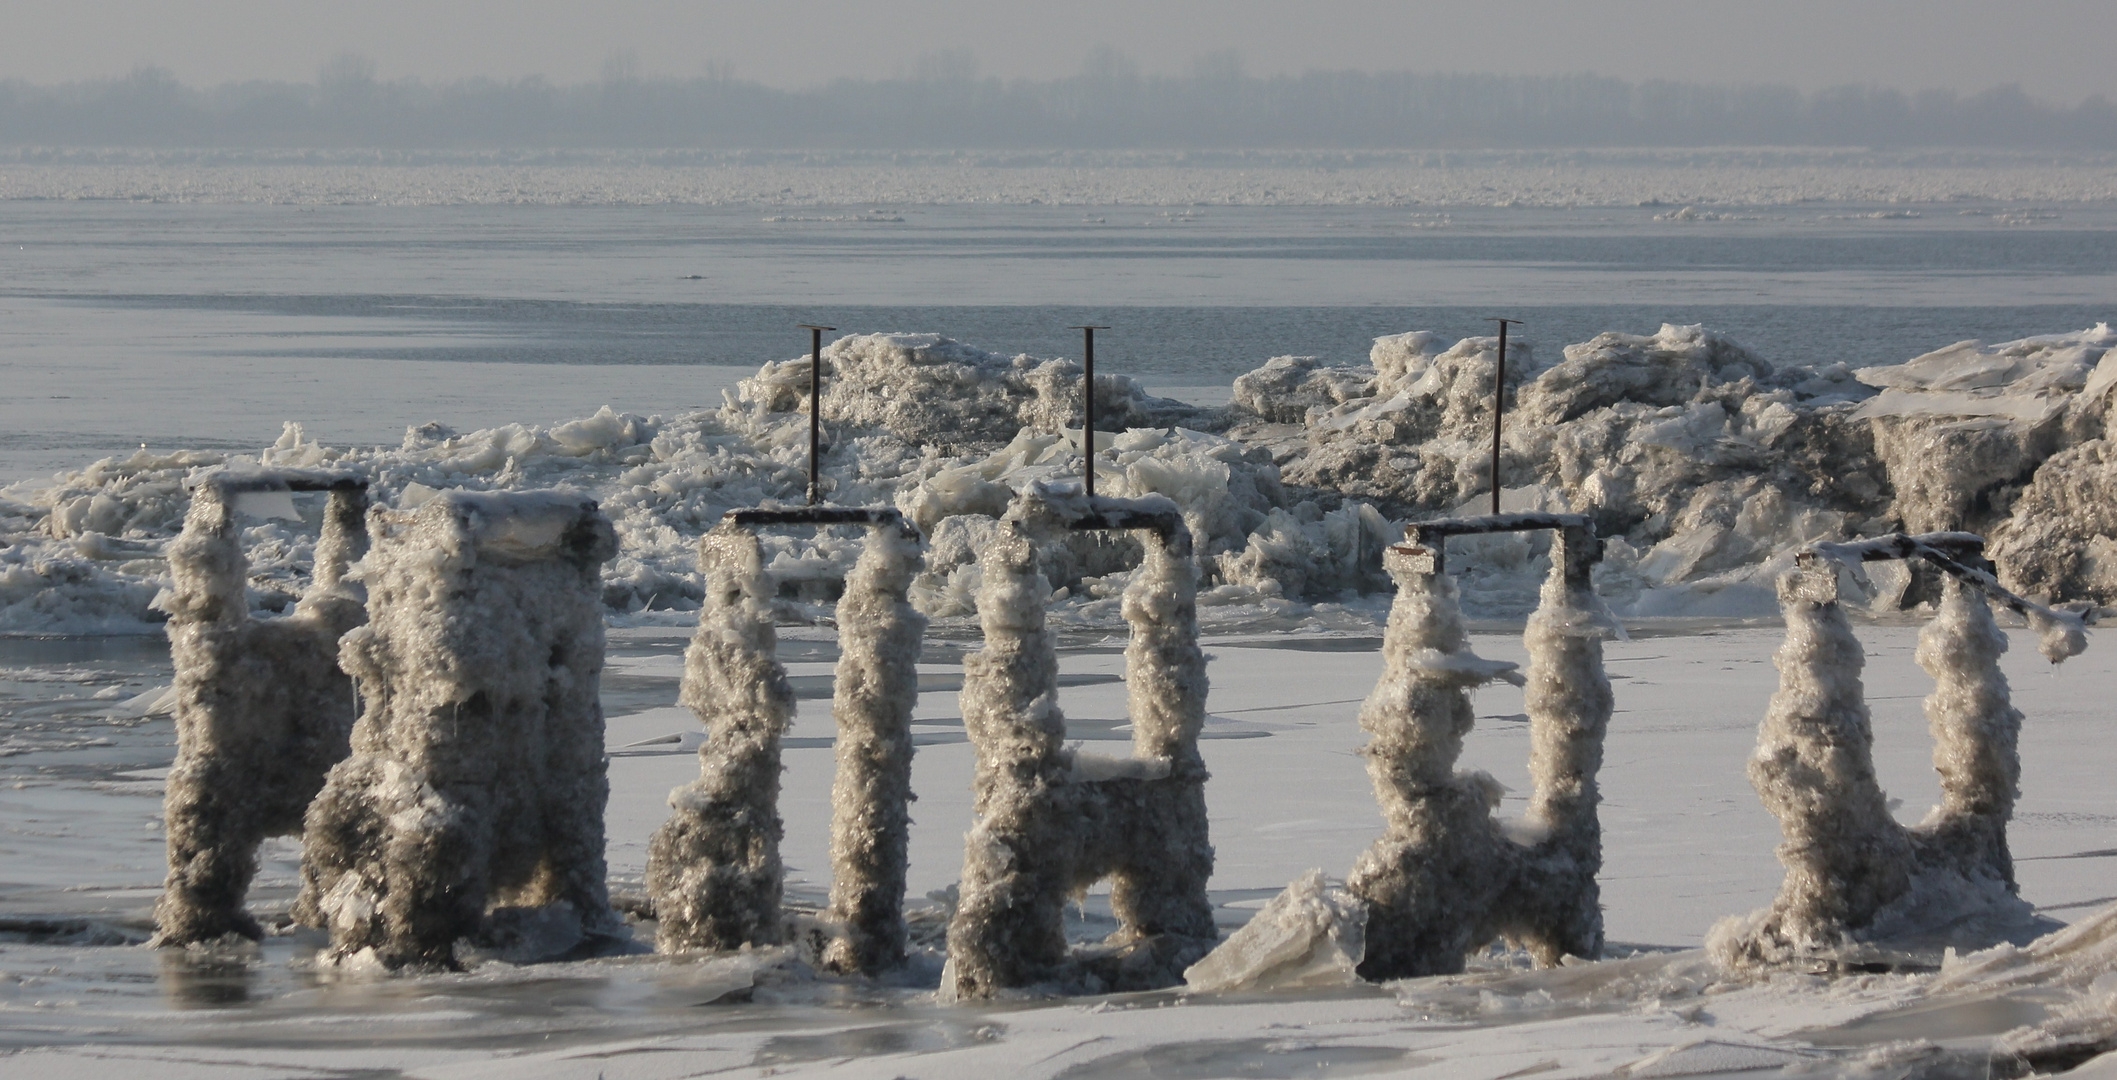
[726,506,905,529]
[191,471,367,496]
[1394,511,1598,589]
[1062,499,1184,544]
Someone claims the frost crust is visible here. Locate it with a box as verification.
[153,470,369,945]
[295,489,620,969]
[1711,561,2070,969]
[942,486,1218,998]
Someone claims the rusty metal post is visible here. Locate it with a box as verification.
[798,324,835,505]
[1070,325,1110,498]
[1487,318,1521,516]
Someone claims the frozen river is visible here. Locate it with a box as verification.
[4,618,2114,1076]
[3,193,2114,485]
[3,157,2117,1074]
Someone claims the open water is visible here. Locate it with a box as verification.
[2,198,2113,484]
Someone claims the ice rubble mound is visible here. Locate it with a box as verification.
[1258,323,1890,614]
[12,323,2117,633]
[1861,326,2117,541]
[153,470,369,945]
[1710,559,2068,970]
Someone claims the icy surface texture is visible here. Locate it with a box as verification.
[1711,565,2056,969]
[1861,326,2117,537]
[646,523,795,952]
[8,148,2116,207]
[1183,869,1367,993]
[943,486,1217,998]
[1992,435,2117,606]
[152,471,369,945]
[296,489,620,969]
[1938,901,2117,1069]
[820,519,927,974]
[736,332,1206,447]
[1229,355,1377,424]
[1345,539,1612,979]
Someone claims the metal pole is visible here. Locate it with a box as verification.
[1486,318,1521,516]
[798,324,835,505]
[1069,325,1110,499]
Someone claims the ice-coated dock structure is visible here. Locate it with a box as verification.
[1347,513,1615,979]
[295,490,621,969]
[1713,532,2088,968]
[943,484,1217,998]
[153,469,370,945]
[646,506,926,974]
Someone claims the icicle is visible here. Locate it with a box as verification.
[296,490,619,969]
[945,518,1072,995]
[1344,550,1517,979]
[1709,563,1913,967]
[153,472,368,946]
[1916,577,2022,878]
[1509,528,1615,964]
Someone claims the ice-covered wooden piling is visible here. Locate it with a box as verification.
[646,507,927,972]
[153,470,370,945]
[295,490,620,969]
[1346,513,1614,979]
[820,515,927,974]
[944,486,1217,998]
[1712,532,2088,968]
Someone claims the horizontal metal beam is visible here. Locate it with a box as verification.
[725,506,905,529]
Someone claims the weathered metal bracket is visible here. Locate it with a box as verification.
[1717,530,2085,968]
[1797,532,2084,648]
[1394,511,1600,589]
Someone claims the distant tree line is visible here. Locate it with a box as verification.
[3,52,2112,149]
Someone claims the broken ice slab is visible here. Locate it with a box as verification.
[1184,870,1366,994]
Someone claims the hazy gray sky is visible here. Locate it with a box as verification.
[11,0,2117,102]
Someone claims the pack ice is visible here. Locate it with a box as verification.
[9,324,2117,634]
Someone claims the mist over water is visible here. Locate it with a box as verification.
[6,64,2117,149]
